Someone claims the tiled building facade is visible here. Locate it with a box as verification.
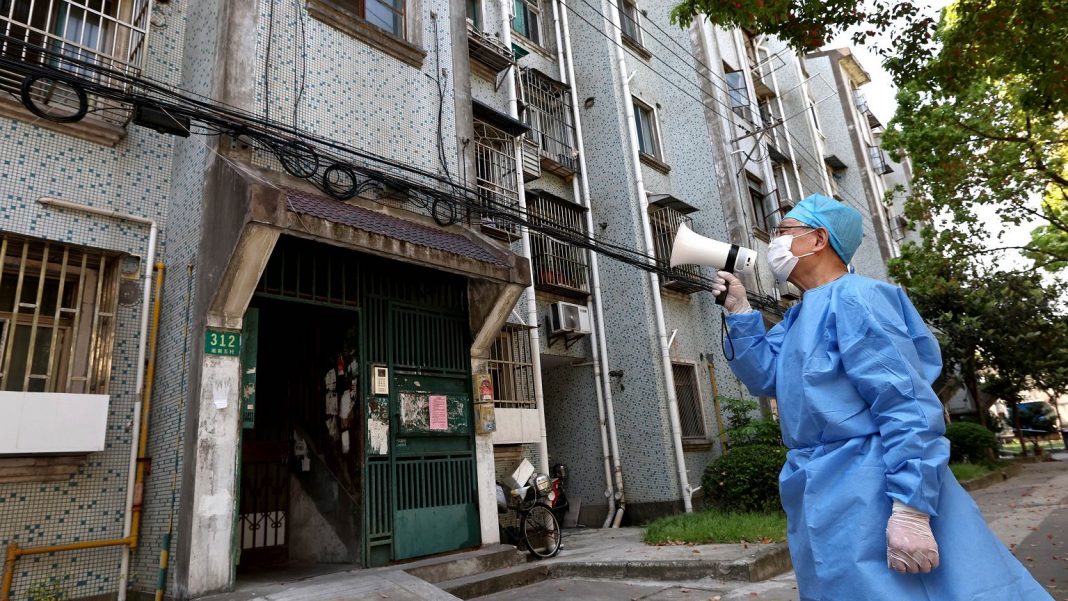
[0,0,910,599]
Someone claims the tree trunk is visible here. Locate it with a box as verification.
[1012,400,1028,457]
[963,368,996,462]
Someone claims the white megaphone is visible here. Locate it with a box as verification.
[670,223,756,305]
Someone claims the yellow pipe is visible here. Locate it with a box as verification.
[1,263,166,601]
[130,262,165,548]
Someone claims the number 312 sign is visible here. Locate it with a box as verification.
[205,329,241,356]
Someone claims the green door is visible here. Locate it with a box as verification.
[391,373,479,560]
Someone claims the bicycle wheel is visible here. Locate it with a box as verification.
[520,502,561,559]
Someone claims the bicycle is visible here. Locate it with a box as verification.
[498,473,562,559]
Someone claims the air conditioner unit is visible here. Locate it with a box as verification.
[549,302,591,336]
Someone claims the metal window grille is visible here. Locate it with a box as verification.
[474,119,521,240]
[0,0,154,126]
[852,89,869,115]
[650,207,702,294]
[0,234,120,394]
[671,362,706,440]
[488,324,535,409]
[528,191,589,296]
[519,68,576,174]
[868,145,894,175]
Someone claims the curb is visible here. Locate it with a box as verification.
[547,542,792,583]
[960,462,1022,492]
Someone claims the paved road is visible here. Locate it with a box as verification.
[475,458,1068,601]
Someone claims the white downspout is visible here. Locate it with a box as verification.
[498,2,551,475]
[553,0,622,527]
[37,196,157,601]
[602,0,693,512]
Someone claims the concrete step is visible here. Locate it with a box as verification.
[403,544,527,584]
[437,562,551,599]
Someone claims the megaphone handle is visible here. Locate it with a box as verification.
[715,287,729,306]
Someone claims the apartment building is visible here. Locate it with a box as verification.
[0,0,911,598]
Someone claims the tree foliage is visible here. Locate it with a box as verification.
[673,0,1068,434]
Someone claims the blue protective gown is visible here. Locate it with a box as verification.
[725,274,1051,601]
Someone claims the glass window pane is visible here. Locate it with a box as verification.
[366,0,403,36]
[513,0,526,35]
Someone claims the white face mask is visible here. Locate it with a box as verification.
[767,230,815,284]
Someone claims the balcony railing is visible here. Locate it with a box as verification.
[474,120,521,241]
[650,207,702,294]
[528,190,589,296]
[0,0,154,127]
[467,22,512,76]
[519,68,576,177]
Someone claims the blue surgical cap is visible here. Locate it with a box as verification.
[783,194,863,264]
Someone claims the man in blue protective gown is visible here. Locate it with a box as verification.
[712,194,1051,601]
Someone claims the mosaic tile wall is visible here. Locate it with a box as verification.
[0,0,192,597]
[129,0,221,593]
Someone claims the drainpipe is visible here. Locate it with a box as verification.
[30,197,160,601]
[601,0,693,512]
[498,1,551,475]
[553,0,623,526]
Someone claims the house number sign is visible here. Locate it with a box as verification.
[205,329,241,356]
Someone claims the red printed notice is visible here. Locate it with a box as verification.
[429,395,448,431]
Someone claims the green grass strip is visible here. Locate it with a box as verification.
[643,510,787,545]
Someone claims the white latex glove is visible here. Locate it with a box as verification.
[886,501,940,574]
[712,270,753,315]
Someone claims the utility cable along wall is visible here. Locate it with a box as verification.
[0,33,786,316]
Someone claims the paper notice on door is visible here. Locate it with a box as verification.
[429,395,448,431]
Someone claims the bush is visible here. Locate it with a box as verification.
[945,421,998,464]
[720,396,783,447]
[702,444,787,513]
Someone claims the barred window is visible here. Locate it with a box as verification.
[520,68,576,175]
[0,234,120,394]
[649,206,701,294]
[528,190,588,296]
[474,119,521,240]
[0,0,153,127]
[868,145,893,175]
[488,325,535,410]
[672,362,706,440]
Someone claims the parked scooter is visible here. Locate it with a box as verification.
[549,463,570,524]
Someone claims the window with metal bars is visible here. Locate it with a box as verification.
[868,145,893,175]
[474,119,521,241]
[0,0,153,126]
[649,207,702,294]
[527,190,589,296]
[488,325,535,409]
[520,68,576,175]
[671,362,707,440]
[0,234,121,394]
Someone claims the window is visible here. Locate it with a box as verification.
[650,207,702,294]
[632,98,662,160]
[467,0,482,30]
[520,69,576,175]
[672,363,707,440]
[474,120,521,240]
[513,0,541,46]
[809,99,822,133]
[333,0,406,37]
[747,175,771,234]
[0,0,152,127]
[618,0,641,45]
[724,65,752,123]
[0,234,120,393]
[528,191,589,296]
[488,325,536,409]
